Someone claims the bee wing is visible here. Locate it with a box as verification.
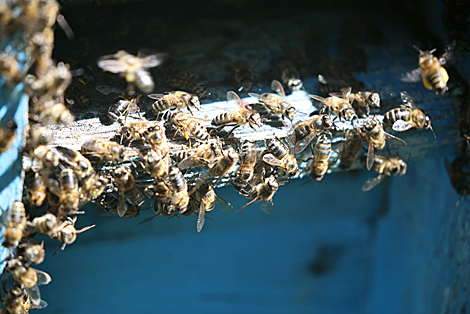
[366,141,375,171]
[147,93,164,100]
[227,91,243,108]
[271,80,286,98]
[285,132,296,155]
[28,284,42,306]
[31,299,48,310]
[34,269,52,286]
[308,94,325,103]
[117,192,128,217]
[384,132,407,147]
[260,199,274,214]
[262,153,283,167]
[139,53,167,69]
[178,157,210,170]
[196,203,205,232]
[341,87,352,102]
[215,195,234,212]
[400,91,418,109]
[439,47,452,65]
[97,59,127,73]
[295,132,317,154]
[400,68,422,83]
[362,174,387,191]
[96,85,122,95]
[248,92,262,100]
[392,119,414,132]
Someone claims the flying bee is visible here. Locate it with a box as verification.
[232,140,258,188]
[307,133,331,181]
[80,139,124,163]
[338,127,362,171]
[401,45,451,95]
[232,60,256,92]
[362,155,407,191]
[270,56,303,91]
[309,89,357,121]
[24,170,47,207]
[18,240,45,266]
[5,258,52,307]
[361,117,407,170]
[249,80,296,123]
[212,91,263,135]
[383,91,435,138]
[292,114,334,154]
[263,134,299,178]
[149,91,201,115]
[0,119,17,154]
[97,50,167,93]
[167,111,210,141]
[96,193,142,219]
[1,201,27,249]
[114,166,145,217]
[237,175,279,214]
[190,182,233,232]
[48,168,80,214]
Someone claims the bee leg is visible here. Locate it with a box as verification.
[224,125,240,139]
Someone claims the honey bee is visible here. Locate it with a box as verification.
[361,117,407,170]
[164,68,208,98]
[96,193,142,219]
[142,123,169,154]
[54,146,94,179]
[18,240,45,266]
[307,133,331,181]
[232,60,256,92]
[106,98,140,124]
[212,91,263,135]
[207,146,239,188]
[232,140,258,188]
[0,119,17,154]
[338,127,362,171]
[114,166,145,217]
[176,140,223,170]
[80,173,108,204]
[292,114,334,153]
[80,139,124,163]
[148,91,201,115]
[383,91,435,138]
[167,111,210,141]
[401,46,451,95]
[24,170,47,207]
[165,165,190,214]
[5,258,52,307]
[249,80,296,123]
[237,175,279,214]
[309,89,357,121]
[37,102,74,126]
[24,123,53,152]
[2,284,48,313]
[26,213,59,239]
[53,216,95,253]
[1,201,27,249]
[30,145,60,171]
[26,62,72,103]
[271,56,303,91]
[0,51,24,86]
[362,155,407,191]
[263,135,299,178]
[48,168,80,214]
[191,182,233,232]
[330,87,380,116]
[143,149,171,180]
[119,121,154,145]
[97,50,166,93]
[445,156,470,198]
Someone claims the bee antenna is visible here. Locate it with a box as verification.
[412,45,423,53]
[429,126,437,139]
